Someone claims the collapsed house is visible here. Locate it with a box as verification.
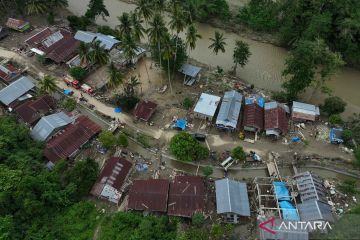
[128,179,170,213]
[43,116,101,164]
[6,18,30,32]
[168,176,205,218]
[215,178,250,223]
[0,62,20,83]
[133,100,157,122]
[91,157,132,204]
[31,112,73,141]
[243,96,264,132]
[178,64,201,86]
[193,93,221,121]
[264,101,289,137]
[0,76,35,108]
[25,27,80,63]
[293,171,334,223]
[216,90,243,132]
[291,101,320,122]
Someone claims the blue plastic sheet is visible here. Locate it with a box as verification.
[291,136,301,142]
[175,119,187,130]
[330,128,344,144]
[273,182,291,201]
[135,163,149,172]
[279,201,300,220]
[114,107,122,113]
[63,89,72,95]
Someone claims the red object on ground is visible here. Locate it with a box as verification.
[64,76,80,89]
[128,179,170,212]
[133,100,157,122]
[168,176,205,218]
[44,116,101,163]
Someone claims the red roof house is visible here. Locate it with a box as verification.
[264,102,289,137]
[0,63,20,82]
[91,157,132,204]
[25,28,79,63]
[44,116,101,163]
[168,176,205,218]
[243,103,264,132]
[6,18,30,32]
[128,179,170,212]
[14,95,55,125]
[133,100,157,122]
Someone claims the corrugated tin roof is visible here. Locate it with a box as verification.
[216,90,243,130]
[293,171,328,203]
[193,93,221,118]
[215,178,250,216]
[298,200,334,222]
[6,18,29,30]
[31,112,73,141]
[25,27,53,46]
[44,116,101,162]
[178,64,201,78]
[0,76,35,106]
[74,30,97,43]
[133,100,157,122]
[292,101,320,121]
[242,103,264,131]
[258,218,309,240]
[95,33,120,50]
[168,176,205,218]
[42,31,63,47]
[128,179,170,212]
[264,102,289,136]
[15,95,55,125]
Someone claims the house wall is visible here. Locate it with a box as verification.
[222,213,240,223]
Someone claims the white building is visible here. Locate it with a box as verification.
[193,93,221,120]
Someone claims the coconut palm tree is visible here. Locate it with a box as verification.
[208,31,227,55]
[131,11,146,42]
[124,76,141,97]
[107,62,123,88]
[78,42,92,65]
[233,40,251,73]
[46,0,68,12]
[26,0,48,15]
[162,33,175,94]
[90,41,109,65]
[169,4,186,74]
[117,12,132,39]
[148,13,168,68]
[185,24,201,55]
[121,32,137,65]
[39,75,57,94]
[136,0,153,24]
[152,0,166,13]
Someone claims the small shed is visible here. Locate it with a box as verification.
[0,76,35,107]
[216,90,243,131]
[264,101,289,137]
[193,93,221,121]
[215,178,250,223]
[0,63,20,83]
[6,18,30,32]
[242,96,264,132]
[128,179,170,213]
[133,100,157,122]
[0,26,9,40]
[178,64,201,86]
[297,200,334,223]
[292,101,320,122]
[31,112,73,141]
[329,128,343,144]
[74,30,97,43]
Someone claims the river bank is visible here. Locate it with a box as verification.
[66,0,360,119]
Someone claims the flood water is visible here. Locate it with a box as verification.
[67,0,360,116]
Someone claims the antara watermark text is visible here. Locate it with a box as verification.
[278,221,332,231]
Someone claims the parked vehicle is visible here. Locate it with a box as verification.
[63,75,80,89]
[220,156,234,171]
[81,83,95,95]
[192,133,206,141]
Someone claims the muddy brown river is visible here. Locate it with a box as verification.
[67,0,360,117]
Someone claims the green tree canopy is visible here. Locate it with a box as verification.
[233,40,251,72]
[98,131,117,149]
[170,132,209,162]
[231,146,246,161]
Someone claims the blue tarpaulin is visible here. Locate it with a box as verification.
[114,107,122,113]
[291,136,301,142]
[279,201,300,220]
[135,163,149,172]
[273,182,291,201]
[245,96,265,108]
[175,119,187,130]
[63,89,72,96]
[330,128,344,144]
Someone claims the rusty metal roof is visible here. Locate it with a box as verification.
[168,176,205,218]
[44,116,101,162]
[128,179,170,212]
[133,100,157,122]
[264,102,288,135]
[242,103,264,131]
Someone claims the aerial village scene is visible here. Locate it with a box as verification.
[1,0,360,239]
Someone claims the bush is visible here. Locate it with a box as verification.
[339,179,357,194]
[329,114,343,125]
[342,129,353,147]
[115,95,139,112]
[98,131,116,149]
[170,132,209,162]
[97,25,118,36]
[70,67,87,81]
[355,148,360,167]
[231,146,246,160]
[192,213,205,227]
[271,91,289,103]
[117,133,128,147]
[183,97,194,110]
[202,166,213,178]
[322,96,347,115]
[67,15,90,31]
[61,98,77,112]
[136,134,151,148]
[36,54,47,65]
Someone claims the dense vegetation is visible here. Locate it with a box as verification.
[170,132,209,162]
[0,116,99,239]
